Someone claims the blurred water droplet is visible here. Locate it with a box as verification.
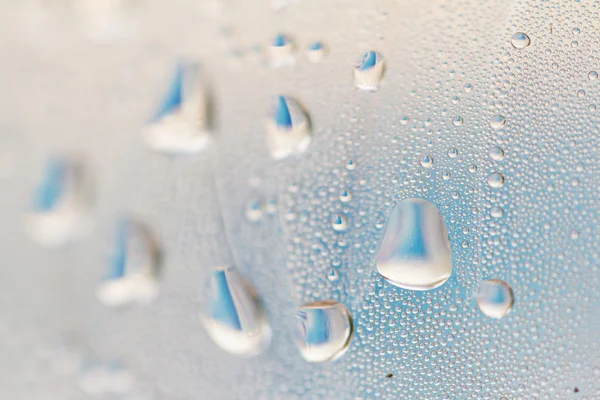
[420,155,434,168]
[487,172,505,188]
[201,266,271,356]
[327,268,340,281]
[331,213,348,232]
[78,357,135,397]
[353,51,385,92]
[306,41,327,63]
[491,206,504,219]
[588,71,598,81]
[96,219,161,308]
[510,32,531,49]
[266,95,311,160]
[339,189,352,203]
[489,146,505,161]
[26,157,92,247]
[447,148,458,158]
[144,62,211,154]
[452,116,464,126]
[489,115,506,130]
[346,159,357,170]
[376,198,452,290]
[476,279,514,319]
[269,34,295,67]
[294,300,353,362]
[245,199,263,222]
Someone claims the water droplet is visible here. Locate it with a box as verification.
[510,32,531,49]
[491,206,504,218]
[353,51,385,92]
[245,199,263,222]
[96,219,161,308]
[306,40,327,63]
[489,146,505,161]
[487,172,505,189]
[447,148,458,158]
[201,266,271,356]
[266,95,311,160]
[331,214,348,232]
[376,198,452,290]
[327,268,339,281]
[144,62,211,154]
[441,170,451,180]
[588,71,598,81]
[346,159,357,170]
[489,115,507,130]
[268,33,295,67]
[420,155,434,168]
[294,300,353,362]
[572,27,581,36]
[339,189,352,203]
[26,157,92,247]
[452,116,464,126]
[476,279,514,319]
[468,164,478,173]
[463,83,473,92]
[577,89,586,97]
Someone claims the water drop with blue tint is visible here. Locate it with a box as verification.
[144,61,211,154]
[476,279,514,319]
[306,40,327,63]
[266,95,311,160]
[201,266,271,356]
[268,33,295,67]
[376,198,452,290]
[353,51,385,92]
[96,218,161,308]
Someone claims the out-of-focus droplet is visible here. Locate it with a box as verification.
[452,116,464,126]
[448,148,458,158]
[144,62,211,155]
[476,279,514,319]
[331,214,348,232]
[420,155,434,168]
[510,32,531,49]
[96,219,161,308]
[268,34,295,67]
[201,266,271,356]
[78,357,135,396]
[491,206,504,218]
[245,199,263,222]
[353,51,385,92]
[487,172,505,188]
[376,198,452,290]
[266,95,311,160]
[306,41,327,63]
[294,300,353,363]
[339,189,352,203]
[74,0,137,42]
[490,146,505,161]
[588,71,598,81]
[26,157,92,247]
[489,115,507,130]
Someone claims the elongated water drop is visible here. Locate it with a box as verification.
[201,266,271,356]
[375,198,452,290]
[26,157,92,247]
[96,219,161,308]
[476,279,514,319]
[353,51,385,92]
[294,300,353,363]
[268,33,295,67]
[144,62,211,155]
[266,95,311,160]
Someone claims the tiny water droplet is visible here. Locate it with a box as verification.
[269,33,295,67]
[201,266,271,356]
[294,300,353,362]
[306,40,327,63]
[420,155,434,168]
[489,146,505,161]
[376,198,452,290]
[266,95,311,160]
[510,32,531,49]
[353,51,385,92]
[331,214,348,232]
[487,172,505,188]
[27,157,92,247]
[144,62,211,155]
[476,279,514,319]
[489,115,507,130]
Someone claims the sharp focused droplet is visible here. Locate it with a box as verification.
[476,279,514,319]
[266,95,311,160]
[510,32,531,49]
[294,300,353,363]
[268,33,295,67]
[353,51,385,92]
[201,266,271,356]
[26,157,92,247]
[96,219,161,308]
[144,62,211,154]
[375,198,452,290]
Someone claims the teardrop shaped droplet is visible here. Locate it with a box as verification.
[375,198,452,290]
[26,157,92,247]
[201,266,271,356]
[294,300,353,363]
[96,219,161,308]
[353,51,385,92]
[268,33,295,67]
[144,62,211,155]
[266,95,311,160]
[476,279,514,319]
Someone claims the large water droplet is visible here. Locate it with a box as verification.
[476,279,514,319]
[268,33,295,67]
[510,32,531,49]
[331,213,348,232]
[201,266,271,356]
[144,62,211,154]
[96,219,161,308]
[266,95,311,160]
[487,172,505,188]
[489,146,505,161]
[26,157,92,247]
[375,198,452,290]
[489,115,507,130]
[294,300,353,363]
[420,155,434,168]
[353,51,385,92]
